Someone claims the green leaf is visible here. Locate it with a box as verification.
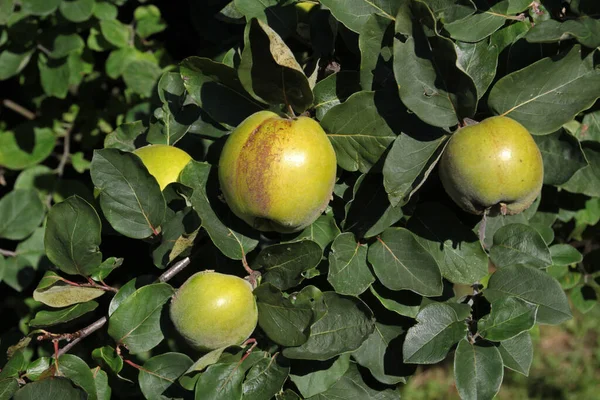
[238,18,313,113]
[93,1,117,20]
[0,0,15,25]
[152,207,200,269]
[123,60,162,98]
[490,21,530,52]
[105,47,137,79]
[0,48,35,80]
[343,172,403,238]
[104,121,146,152]
[485,264,572,324]
[254,283,313,347]
[407,202,488,285]
[139,352,193,399]
[47,34,85,59]
[195,362,244,400]
[253,240,322,290]
[57,355,97,399]
[444,2,509,42]
[44,196,102,276]
[289,354,350,398]
[283,292,375,361]
[576,110,600,142]
[134,5,166,38]
[488,45,600,135]
[180,57,263,128]
[369,284,421,318]
[550,244,582,266]
[286,214,340,250]
[394,5,477,128]
[93,369,110,400]
[526,17,600,48]
[33,279,105,308]
[38,54,70,99]
[234,0,297,38]
[454,39,498,99]
[352,323,406,385]
[242,354,290,400]
[478,297,538,341]
[533,129,588,186]
[0,124,56,170]
[313,71,361,121]
[453,339,503,400]
[107,283,175,353]
[489,224,552,269]
[477,211,529,250]
[21,0,61,16]
[321,91,397,173]
[327,233,374,296]
[305,363,399,399]
[0,189,44,240]
[498,331,533,376]
[91,148,166,239]
[29,301,98,327]
[0,378,19,400]
[13,378,85,400]
[179,161,259,260]
[92,346,123,374]
[403,303,467,364]
[561,144,600,197]
[570,285,597,313]
[99,19,130,48]
[24,357,51,381]
[368,227,443,296]
[358,14,393,91]
[319,0,397,33]
[59,0,94,22]
[383,133,447,207]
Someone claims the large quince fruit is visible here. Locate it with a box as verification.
[439,116,543,215]
[134,144,192,190]
[218,111,337,233]
[170,271,258,351]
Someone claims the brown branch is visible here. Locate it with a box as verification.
[0,248,17,257]
[55,127,72,177]
[52,257,192,357]
[2,99,35,120]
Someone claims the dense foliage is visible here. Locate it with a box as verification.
[1,0,600,399]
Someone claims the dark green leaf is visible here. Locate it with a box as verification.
[358,14,393,91]
[327,233,374,296]
[283,292,375,361]
[0,189,44,240]
[195,362,244,400]
[444,3,508,42]
[239,18,313,113]
[454,40,498,99]
[47,34,85,59]
[38,54,70,99]
[561,145,600,197]
[550,244,582,266]
[368,227,443,296]
[105,47,137,79]
[234,0,297,38]
[123,60,162,98]
[13,378,85,400]
[369,285,421,318]
[107,283,175,354]
[478,297,537,341]
[289,354,350,398]
[21,0,61,16]
[352,323,406,385]
[313,71,361,121]
[33,279,104,308]
[319,0,397,33]
[485,264,572,324]
[253,240,322,290]
[91,149,166,239]
[29,301,98,327]
[0,124,56,170]
[488,45,600,135]
[180,57,263,128]
[322,91,397,173]
[139,352,193,399]
[104,121,146,152]
[57,355,97,400]
[526,17,600,48]
[44,196,102,276]
[99,19,130,48]
[179,161,259,260]
[489,224,552,268]
[92,346,123,374]
[254,283,313,347]
[407,202,488,285]
[403,303,467,364]
[533,130,587,186]
[287,214,340,250]
[242,354,289,400]
[453,340,503,400]
[497,331,532,376]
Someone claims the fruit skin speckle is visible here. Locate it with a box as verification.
[170,271,258,352]
[218,110,337,233]
[439,116,544,215]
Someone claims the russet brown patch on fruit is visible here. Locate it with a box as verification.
[237,118,291,216]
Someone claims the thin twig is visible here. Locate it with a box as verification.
[55,127,72,177]
[53,257,192,357]
[2,99,35,120]
[0,248,16,257]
